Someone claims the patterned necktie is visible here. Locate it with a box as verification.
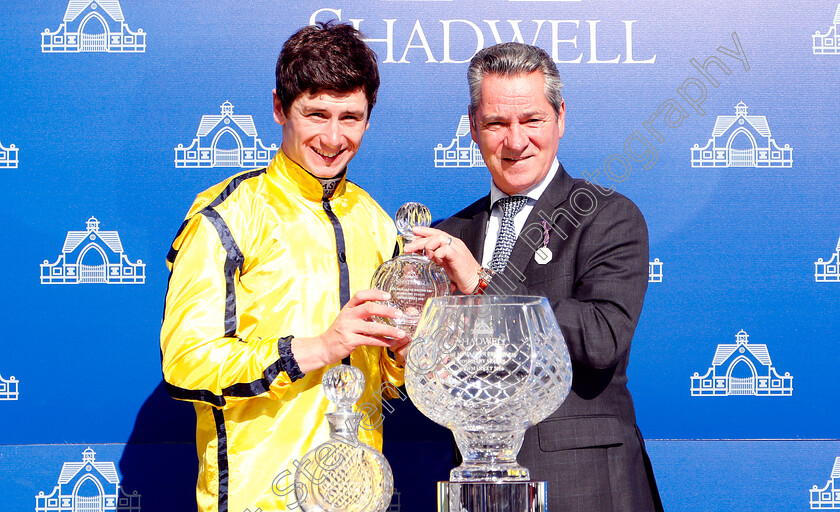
[489,195,529,273]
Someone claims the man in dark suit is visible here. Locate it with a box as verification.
[405,42,663,512]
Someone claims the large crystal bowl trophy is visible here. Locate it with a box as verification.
[294,365,394,512]
[405,295,573,512]
[371,202,451,338]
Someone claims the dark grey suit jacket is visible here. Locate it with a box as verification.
[437,164,662,512]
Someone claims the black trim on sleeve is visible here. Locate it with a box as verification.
[164,380,226,407]
[200,207,244,337]
[166,168,266,266]
[221,359,287,397]
[165,357,290,406]
[277,335,305,382]
[208,168,267,208]
[166,217,191,266]
[213,408,230,512]
[163,167,289,406]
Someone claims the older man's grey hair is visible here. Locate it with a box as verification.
[468,42,564,116]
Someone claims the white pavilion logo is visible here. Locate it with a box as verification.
[811,457,840,509]
[691,102,792,168]
[649,258,663,283]
[41,1,146,53]
[815,234,840,282]
[814,4,840,54]
[388,489,402,512]
[690,330,793,396]
[175,101,278,168]
[473,317,493,336]
[40,217,145,284]
[0,138,19,168]
[434,116,486,168]
[35,447,140,512]
[0,373,19,401]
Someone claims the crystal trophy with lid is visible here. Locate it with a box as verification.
[294,365,394,512]
[371,202,451,337]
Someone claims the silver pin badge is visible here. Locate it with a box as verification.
[535,220,552,264]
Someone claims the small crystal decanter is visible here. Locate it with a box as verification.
[371,202,451,337]
[294,365,394,512]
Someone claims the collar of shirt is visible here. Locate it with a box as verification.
[481,159,559,267]
[269,150,348,203]
[313,172,346,200]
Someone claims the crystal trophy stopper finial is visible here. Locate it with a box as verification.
[322,364,365,414]
[395,202,431,240]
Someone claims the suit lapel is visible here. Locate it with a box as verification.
[501,164,576,280]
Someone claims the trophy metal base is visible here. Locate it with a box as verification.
[437,481,547,512]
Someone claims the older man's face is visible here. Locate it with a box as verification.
[470,71,565,196]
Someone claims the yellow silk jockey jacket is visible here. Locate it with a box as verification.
[161,150,404,512]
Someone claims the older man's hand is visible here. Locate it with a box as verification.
[403,226,482,295]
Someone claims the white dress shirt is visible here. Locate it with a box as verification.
[481,159,560,267]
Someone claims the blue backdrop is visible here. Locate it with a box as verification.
[2,1,839,511]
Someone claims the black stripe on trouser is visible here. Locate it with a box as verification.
[200,208,244,337]
[213,407,229,512]
[322,198,352,366]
